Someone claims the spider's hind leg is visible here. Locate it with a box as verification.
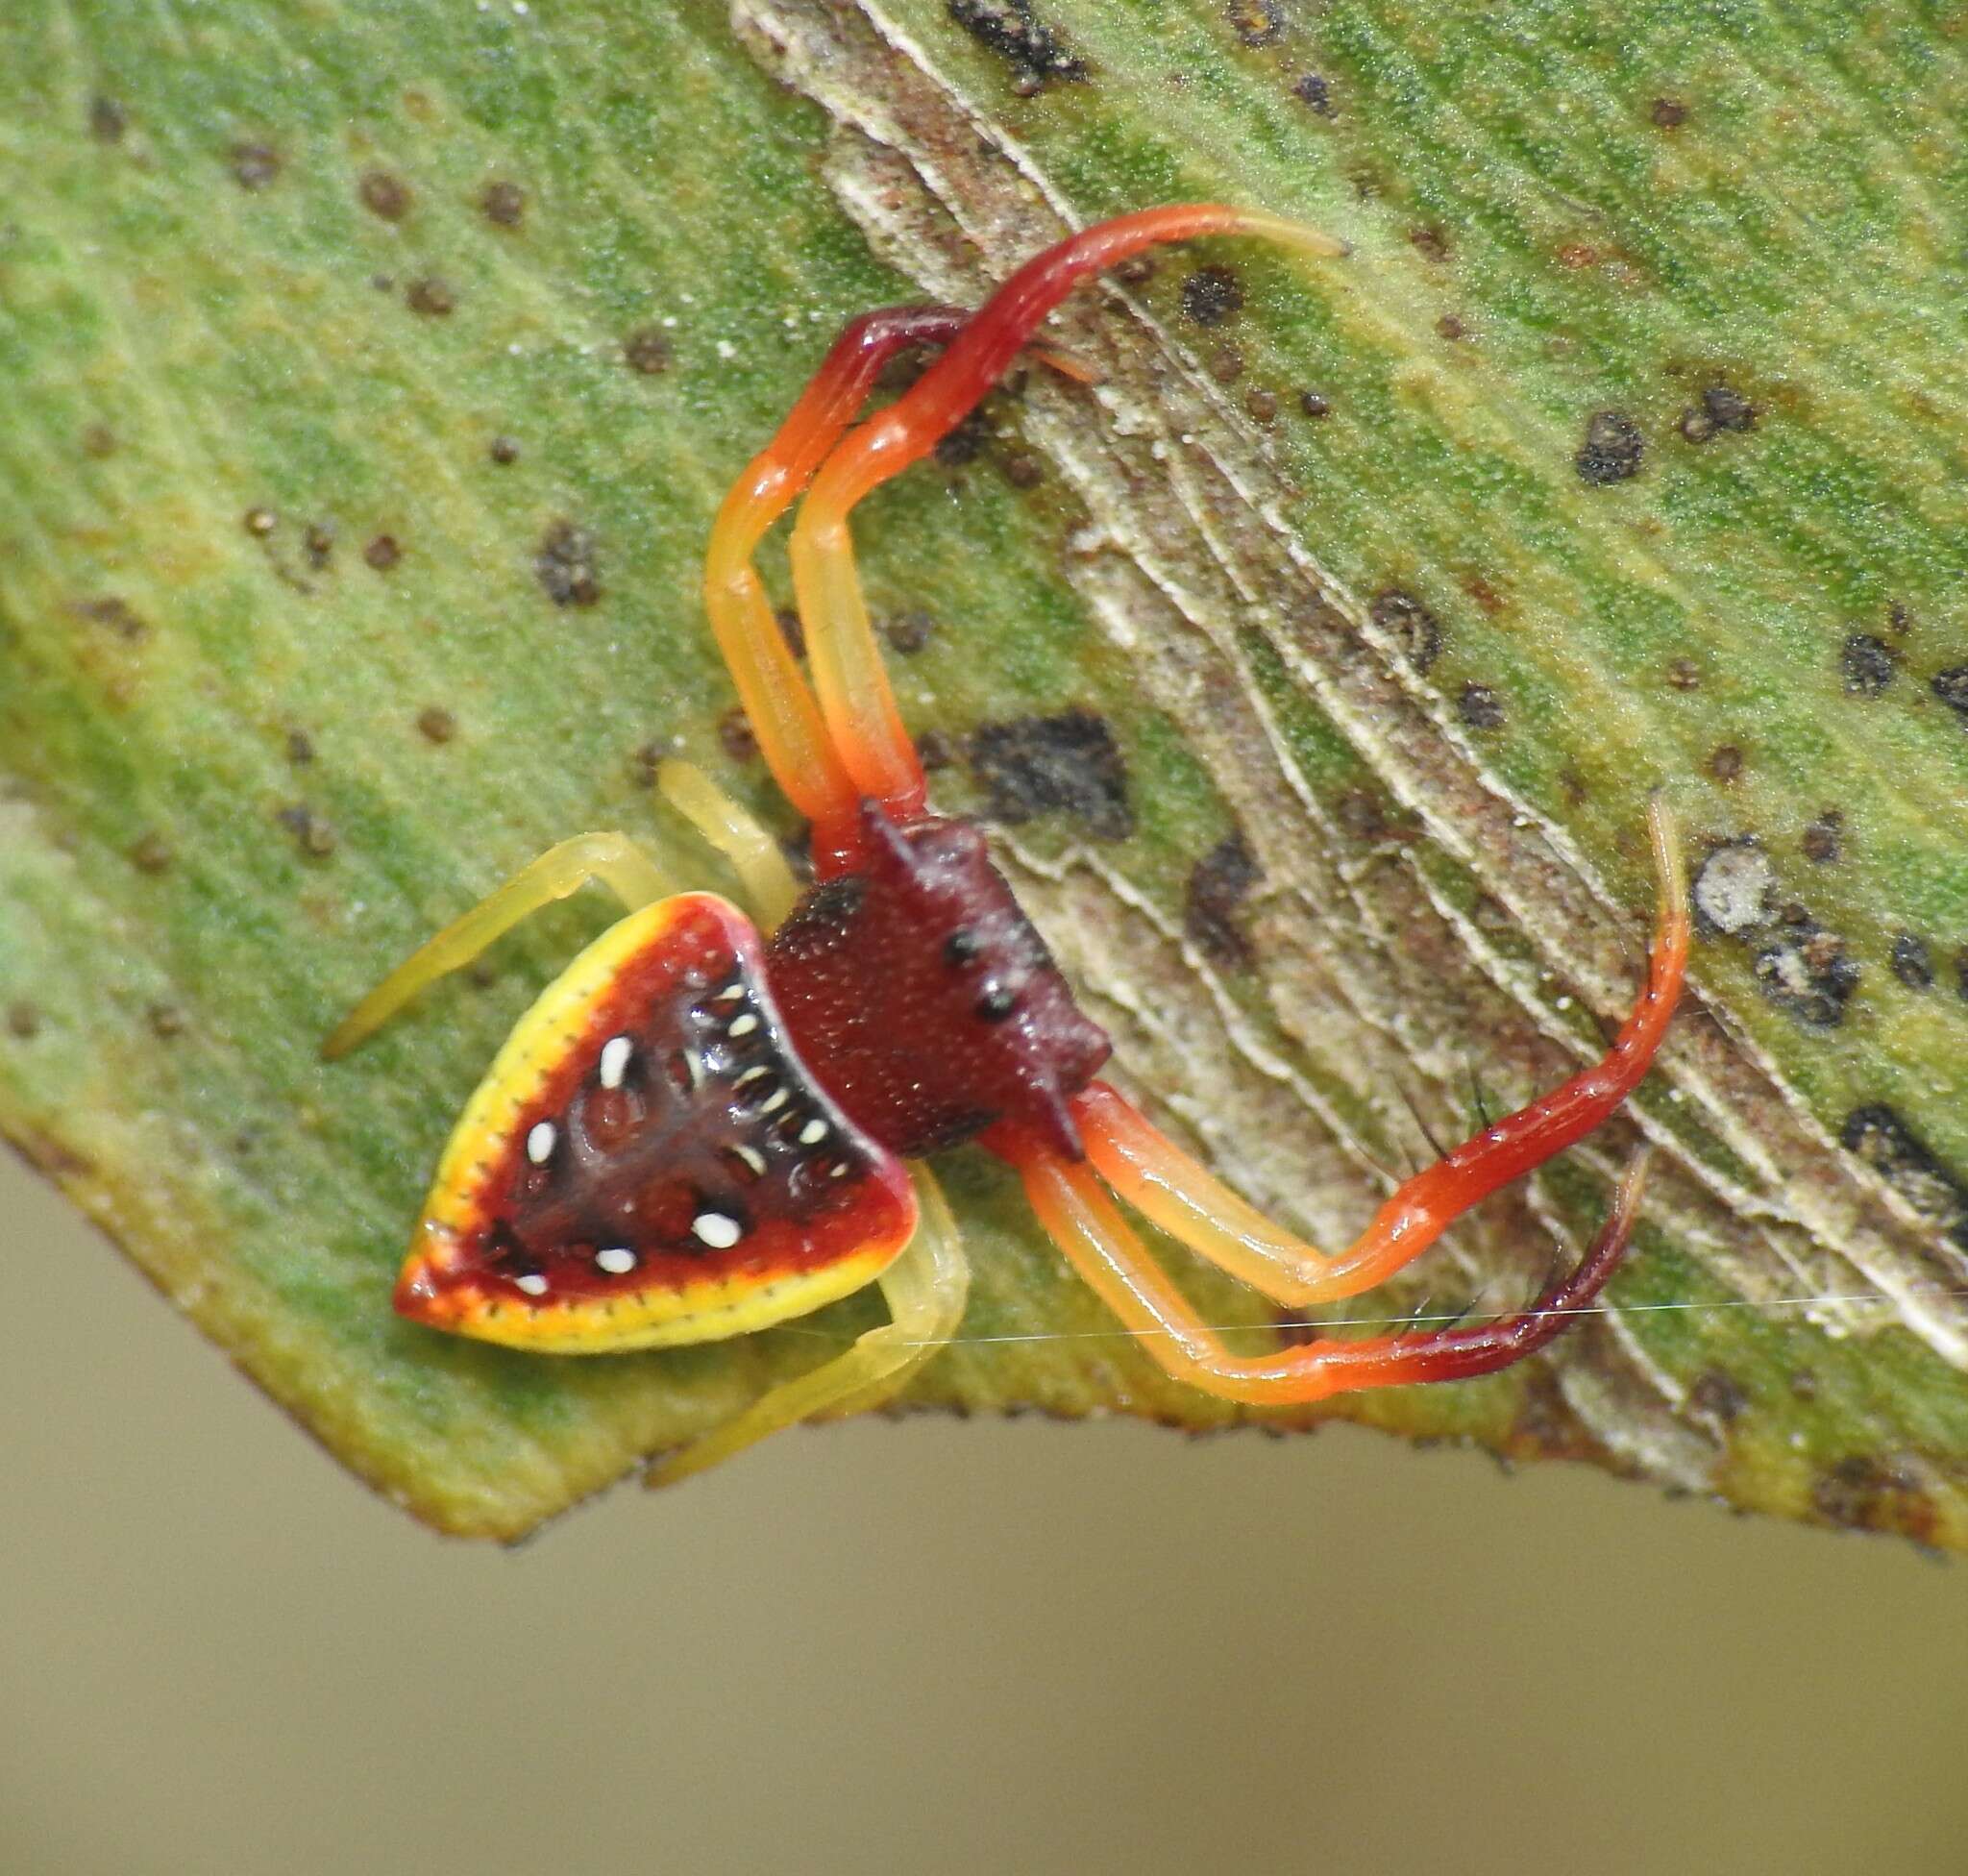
[322,832,674,1058]
[1011,1144,1651,1406]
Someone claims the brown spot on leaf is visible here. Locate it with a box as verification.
[1185,831,1262,970]
[883,610,936,655]
[1650,96,1689,129]
[358,169,411,220]
[363,533,402,572]
[303,523,334,568]
[1707,744,1744,782]
[1292,73,1334,115]
[1890,933,1933,990]
[1180,265,1244,327]
[624,327,672,375]
[916,728,956,773]
[7,1002,41,1040]
[717,705,758,765]
[243,506,277,537]
[406,277,455,316]
[75,597,146,640]
[147,1003,186,1040]
[130,833,172,875]
[285,728,315,766]
[1801,810,1843,864]
[1812,1454,1938,1543]
[276,803,337,858]
[1702,382,1755,432]
[934,407,991,467]
[480,180,526,227]
[416,705,457,745]
[1409,225,1451,264]
[1224,1,1286,49]
[1841,632,1897,695]
[81,423,117,458]
[230,142,281,190]
[968,709,1133,840]
[1298,389,1332,418]
[488,434,521,464]
[1335,785,1421,849]
[1666,656,1702,690]
[1456,682,1505,729]
[1244,387,1279,425]
[1841,1105,1968,1249]
[1686,1369,1750,1425]
[1753,915,1858,1027]
[1931,666,1968,726]
[89,96,127,143]
[1575,410,1644,484]
[1369,587,1443,672]
[535,520,602,607]
[1001,450,1044,489]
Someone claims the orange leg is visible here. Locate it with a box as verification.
[1012,1145,1651,1405]
[787,206,1347,827]
[704,304,977,830]
[1068,796,1688,1310]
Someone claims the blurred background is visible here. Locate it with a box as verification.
[3,1143,1963,1876]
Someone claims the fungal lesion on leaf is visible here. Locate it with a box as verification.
[966,709,1135,841]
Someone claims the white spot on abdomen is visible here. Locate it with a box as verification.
[596,1246,638,1276]
[692,1211,743,1249]
[514,1272,550,1297]
[526,1121,556,1164]
[599,1035,632,1089]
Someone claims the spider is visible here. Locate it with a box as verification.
[327,204,1688,1487]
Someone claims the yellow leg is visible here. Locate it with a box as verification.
[656,759,801,931]
[322,832,673,1058]
[647,1166,970,1488]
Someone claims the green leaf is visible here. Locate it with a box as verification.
[4,0,1965,1542]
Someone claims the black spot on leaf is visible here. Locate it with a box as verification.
[1575,410,1643,484]
[535,520,602,607]
[1185,831,1262,970]
[947,0,1088,89]
[968,709,1133,840]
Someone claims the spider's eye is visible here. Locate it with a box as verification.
[974,984,1019,1023]
[945,928,983,969]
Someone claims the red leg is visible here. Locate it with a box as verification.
[787,207,1347,824]
[704,306,974,830]
[1011,1141,1651,1405]
[1070,797,1688,1306]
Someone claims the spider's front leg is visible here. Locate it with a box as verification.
[322,832,676,1058]
[782,206,1346,840]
